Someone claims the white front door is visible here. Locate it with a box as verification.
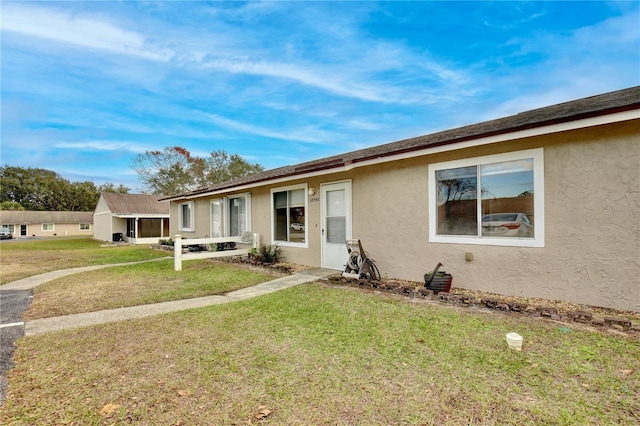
[321,181,352,270]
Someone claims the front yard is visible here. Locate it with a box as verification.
[1,238,638,424]
[2,284,639,425]
[0,237,168,285]
[23,259,279,320]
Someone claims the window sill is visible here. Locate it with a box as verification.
[430,235,544,248]
[272,241,308,249]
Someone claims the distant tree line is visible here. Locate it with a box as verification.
[0,166,129,211]
[1,147,264,211]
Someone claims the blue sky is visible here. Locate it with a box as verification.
[1,1,639,191]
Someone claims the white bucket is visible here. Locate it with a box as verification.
[506,332,523,351]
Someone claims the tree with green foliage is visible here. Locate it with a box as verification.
[132,147,264,195]
[0,201,25,210]
[0,166,129,211]
[97,182,131,194]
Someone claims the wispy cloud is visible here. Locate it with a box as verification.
[1,4,173,61]
[54,141,150,154]
[1,1,637,186]
[1,3,466,105]
[205,113,339,144]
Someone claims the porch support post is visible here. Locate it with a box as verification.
[174,234,183,271]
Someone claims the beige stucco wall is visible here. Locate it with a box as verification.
[13,223,93,237]
[170,119,639,312]
[349,120,639,312]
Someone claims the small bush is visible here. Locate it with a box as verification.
[249,244,282,264]
[159,238,174,246]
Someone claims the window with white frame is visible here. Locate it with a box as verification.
[2,224,15,233]
[179,202,194,232]
[228,194,250,237]
[209,195,252,238]
[42,223,54,232]
[429,148,544,247]
[210,199,223,237]
[272,185,307,246]
[80,223,91,231]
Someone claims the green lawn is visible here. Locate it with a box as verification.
[2,284,638,425]
[24,259,278,319]
[0,237,169,284]
[1,238,638,425]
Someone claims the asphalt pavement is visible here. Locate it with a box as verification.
[0,288,33,406]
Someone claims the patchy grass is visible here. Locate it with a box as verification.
[24,259,279,320]
[0,238,168,285]
[2,284,638,425]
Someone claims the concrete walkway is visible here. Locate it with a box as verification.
[1,258,171,291]
[4,264,334,336]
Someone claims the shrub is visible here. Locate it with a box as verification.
[159,238,174,246]
[249,244,282,264]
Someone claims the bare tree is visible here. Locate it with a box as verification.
[132,147,264,195]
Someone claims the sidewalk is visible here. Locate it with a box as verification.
[17,267,335,336]
[1,258,171,291]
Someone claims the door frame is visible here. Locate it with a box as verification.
[320,180,352,270]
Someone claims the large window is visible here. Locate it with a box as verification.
[429,149,544,247]
[179,202,194,232]
[210,194,251,237]
[42,223,54,232]
[228,194,250,237]
[272,185,307,246]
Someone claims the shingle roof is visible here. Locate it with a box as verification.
[0,211,94,224]
[100,193,169,215]
[166,85,640,200]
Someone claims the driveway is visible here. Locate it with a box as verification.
[0,289,33,404]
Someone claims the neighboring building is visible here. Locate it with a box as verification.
[0,210,94,238]
[93,193,170,244]
[163,86,640,312]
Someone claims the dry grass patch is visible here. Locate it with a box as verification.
[24,259,279,319]
[0,238,168,284]
[2,284,638,425]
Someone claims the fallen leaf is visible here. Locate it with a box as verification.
[619,369,634,376]
[581,383,590,388]
[99,403,120,417]
[254,405,272,420]
[177,390,192,397]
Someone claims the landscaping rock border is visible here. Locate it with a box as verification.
[326,275,640,338]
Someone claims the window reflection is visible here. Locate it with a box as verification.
[436,158,535,238]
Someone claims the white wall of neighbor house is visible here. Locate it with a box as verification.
[93,215,111,241]
[169,119,638,312]
[112,217,127,240]
[93,196,113,241]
